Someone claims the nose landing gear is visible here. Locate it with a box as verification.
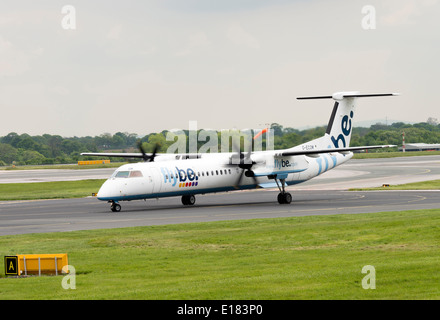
[109,201,121,212]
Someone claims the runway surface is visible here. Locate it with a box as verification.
[1,189,440,236]
[1,155,440,235]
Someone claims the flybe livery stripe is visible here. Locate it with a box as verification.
[316,154,337,175]
[98,185,257,202]
[97,180,308,202]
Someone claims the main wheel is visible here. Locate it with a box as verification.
[277,193,285,204]
[283,192,292,204]
[277,193,292,204]
[181,195,196,205]
[187,195,195,205]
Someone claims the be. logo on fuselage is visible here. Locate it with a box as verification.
[160,166,198,187]
[274,159,291,170]
[331,111,353,148]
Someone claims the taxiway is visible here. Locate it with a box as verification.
[1,155,440,235]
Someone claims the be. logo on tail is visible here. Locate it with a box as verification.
[331,111,354,148]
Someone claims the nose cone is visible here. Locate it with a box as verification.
[97,179,119,201]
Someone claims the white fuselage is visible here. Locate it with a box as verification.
[96,151,353,202]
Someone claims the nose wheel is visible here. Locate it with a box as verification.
[110,201,121,212]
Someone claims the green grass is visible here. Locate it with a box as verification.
[0,163,125,170]
[351,179,440,191]
[352,151,440,159]
[0,180,105,201]
[1,209,440,299]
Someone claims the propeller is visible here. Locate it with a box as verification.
[137,140,159,162]
[230,140,258,189]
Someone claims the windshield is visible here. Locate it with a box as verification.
[112,170,143,178]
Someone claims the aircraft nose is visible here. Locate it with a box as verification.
[97,180,118,201]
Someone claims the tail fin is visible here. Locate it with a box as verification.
[297,92,398,149]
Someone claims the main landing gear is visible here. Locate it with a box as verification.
[109,201,121,212]
[181,195,196,206]
[274,178,292,204]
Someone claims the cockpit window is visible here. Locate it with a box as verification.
[129,170,143,178]
[112,170,143,178]
[114,171,130,178]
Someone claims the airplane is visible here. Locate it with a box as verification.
[82,91,398,212]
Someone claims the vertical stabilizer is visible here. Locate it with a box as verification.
[296,92,398,149]
[325,91,358,148]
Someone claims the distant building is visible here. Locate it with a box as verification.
[399,143,440,152]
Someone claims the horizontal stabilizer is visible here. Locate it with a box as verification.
[297,93,399,101]
[280,145,396,157]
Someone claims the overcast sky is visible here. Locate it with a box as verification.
[0,0,439,137]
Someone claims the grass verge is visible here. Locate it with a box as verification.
[1,209,439,299]
[352,151,440,159]
[0,163,125,170]
[350,179,440,191]
[0,180,105,201]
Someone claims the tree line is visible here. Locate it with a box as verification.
[1,121,439,166]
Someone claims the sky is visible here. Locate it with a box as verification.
[0,0,439,137]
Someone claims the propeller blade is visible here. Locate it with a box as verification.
[150,144,159,162]
[137,141,159,162]
[137,141,148,161]
[234,168,245,189]
[245,169,259,188]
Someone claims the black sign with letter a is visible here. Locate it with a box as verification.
[5,256,18,276]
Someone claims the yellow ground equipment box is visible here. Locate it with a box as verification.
[78,160,110,165]
[4,254,69,276]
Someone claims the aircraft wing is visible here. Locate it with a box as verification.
[81,144,396,159]
[81,152,145,158]
[278,145,396,157]
[80,152,202,160]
